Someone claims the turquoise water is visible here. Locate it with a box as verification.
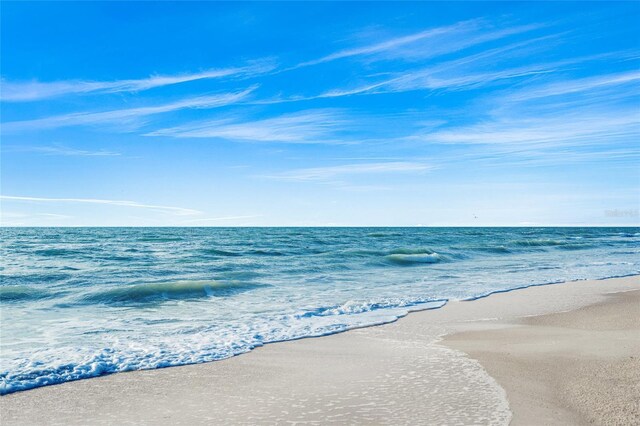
[1,227,638,394]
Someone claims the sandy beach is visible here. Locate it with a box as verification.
[1,275,638,425]
[3,1,639,424]
[445,286,640,425]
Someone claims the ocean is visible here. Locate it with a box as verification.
[1,227,638,394]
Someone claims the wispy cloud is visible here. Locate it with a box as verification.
[395,64,640,169]
[318,46,620,99]
[2,87,256,132]
[478,147,640,168]
[320,65,556,99]
[501,70,640,102]
[295,20,542,67]
[424,111,639,147]
[296,20,478,67]
[0,195,202,216]
[1,61,273,102]
[430,65,640,149]
[262,34,566,103]
[4,144,121,156]
[264,161,432,182]
[146,109,350,143]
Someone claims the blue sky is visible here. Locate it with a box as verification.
[1,1,639,226]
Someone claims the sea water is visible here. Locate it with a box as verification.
[1,227,638,394]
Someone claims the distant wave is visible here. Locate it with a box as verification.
[0,271,73,285]
[201,247,288,257]
[556,243,597,251]
[136,236,184,242]
[367,232,402,238]
[200,248,243,257]
[511,239,567,247]
[465,246,511,254]
[510,239,598,251]
[34,248,84,257]
[248,249,286,256]
[385,253,444,265]
[388,247,436,255]
[620,232,640,238]
[82,280,264,304]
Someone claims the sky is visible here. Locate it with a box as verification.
[1,1,639,226]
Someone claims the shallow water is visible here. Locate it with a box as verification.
[1,227,638,394]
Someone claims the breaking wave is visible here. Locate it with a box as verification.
[81,280,264,304]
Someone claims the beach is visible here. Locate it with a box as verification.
[1,275,638,425]
[3,0,640,423]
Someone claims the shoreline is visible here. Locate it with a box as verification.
[4,274,635,397]
[1,275,639,424]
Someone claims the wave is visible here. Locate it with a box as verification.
[200,248,242,257]
[34,248,84,257]
[511,239,567,247]
[556,243,597,251]
[385,253,443,265]
[367,232,388,238]
[388,247,436,255]
[467,246,511,254]
[0,286,52,302]
[82,280,264,305]
[366,232,402,238]
[103,255,138,261]
[298,298,448,318]
[619,232,640,238]
[334,248,387,257]
[510,239,600,251]
[0,272,73,285]
[248,249,285,256]
[136,236,184,242]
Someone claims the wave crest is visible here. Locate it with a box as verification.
[0,286,52,302]
[511,239,566,247]
[385,253,443,265]
[82,280,263,304]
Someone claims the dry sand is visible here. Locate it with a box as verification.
[1,275,638,425]
[444,289,640,426]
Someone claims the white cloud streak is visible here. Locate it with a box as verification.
[265,161,432,182]
[0,195,202,216]
[5,144,121,156]
[423,109,639,147]
[318,47,619,99]
[502,70,640,102]
[295,20,541,67]
[1,62,273,102]
[2,87,256,132]
[296,20,479,67]
[314,34,629,100]
[320,65,557,99]
[146,109,349,143]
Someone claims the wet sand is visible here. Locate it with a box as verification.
[1,275,638,425]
